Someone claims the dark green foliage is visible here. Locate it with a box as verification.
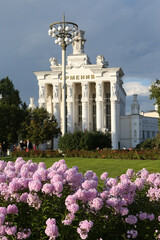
[0,76,21,106]
[136,133,160,150]
[136,138,156,150]
[150,79,160,128]
[58,130,111,151]
[19,107,61,146]
[0,77,26,145]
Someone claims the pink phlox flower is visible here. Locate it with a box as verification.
[8,181,21,193]
[57,163,68,174]
[46,218,56,225]
[100,172,108,181]
[147,213,155,221]
[52,181,63,194]
[65,168,78,182]
[32,172,42,181]
[106,197,125,212]
[79,220,93,232]
[62,213,75,225]
[154,177,160,188]
[65,195,77,206]
[82,180,98,190]
[42,183,53,195]
[28,180,42,192]
[84,170,94,180]
[0,207,7,216]
[38,162,46,169]
[0,213,5,225]
[100,190,110,200]
[120,174,129,182]
[109,185,119,197]
[5,169,16,179]
[0,174,6,183]
[7,204,18,214]
[17,177,29,189]
[127,229,138,239]
[36,168,48,181]
[0,225,6,235]
[138,211,147,220]
[126,169,134,179]
[0,236,8,240]
[134,178,145,190]
[105,178,117,187]
[47,170,57,179]
[77,220,93,238]
[120,207,129,216]
[140,168,149,179]
[5,225,17,235]
[45,218,59,238]
[20,192,28,203]
[15,158,26,172]
[147,173,157,185]
[0,161,7,171]
[147,187,160,201]
[67,203,79,213]
[17,228,31,239]
[125,215,137,224]
[0,183,8,196]
[27,193,42,210]
[89,197,103,211]
[50,174,63,183]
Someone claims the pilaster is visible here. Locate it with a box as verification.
[67,83,74,133]
[81,82,89,131]
[110,82,119,149]
[96,82,103,131]
[38,83,45,108]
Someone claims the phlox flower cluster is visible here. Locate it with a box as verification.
[0,158,159,239]
[45,218,59,239]
[77,220,93,239]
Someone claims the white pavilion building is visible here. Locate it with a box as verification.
[34,30,159,149]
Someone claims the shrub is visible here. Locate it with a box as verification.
[58,130,111,151]
[11,149,62,158]
[0,158,159,239]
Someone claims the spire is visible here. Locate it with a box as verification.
[131,94,140,115]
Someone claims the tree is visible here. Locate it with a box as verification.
[0,76,21,106]
[20,107,61,147]
[150,79,160,127]
[0,77,26,145]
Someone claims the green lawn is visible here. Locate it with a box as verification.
[1,156,160,178]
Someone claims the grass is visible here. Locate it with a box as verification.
[1,156,160,178]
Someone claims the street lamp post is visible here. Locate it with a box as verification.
[48,15,78,135]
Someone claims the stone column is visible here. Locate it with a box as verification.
[67,84,74,133]
[38,84,45,108]
[96,82,103,131]
[53,84,60,149]
[81,83,89,131]
[110,82,118,149]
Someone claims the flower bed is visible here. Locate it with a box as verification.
[11,148,160,160]
[0,158,159,239]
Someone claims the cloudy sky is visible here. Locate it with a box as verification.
[0,0,160,113]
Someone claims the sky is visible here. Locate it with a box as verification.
[0,0,160,114]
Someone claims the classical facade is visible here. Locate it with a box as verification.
[34,30,126,149]
[120,94,159,149]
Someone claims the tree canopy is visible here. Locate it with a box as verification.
[150,79,160,127]
[0,77,25,145]
[20,107,61,146]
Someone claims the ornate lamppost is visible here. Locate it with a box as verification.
[48,15,78,135]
